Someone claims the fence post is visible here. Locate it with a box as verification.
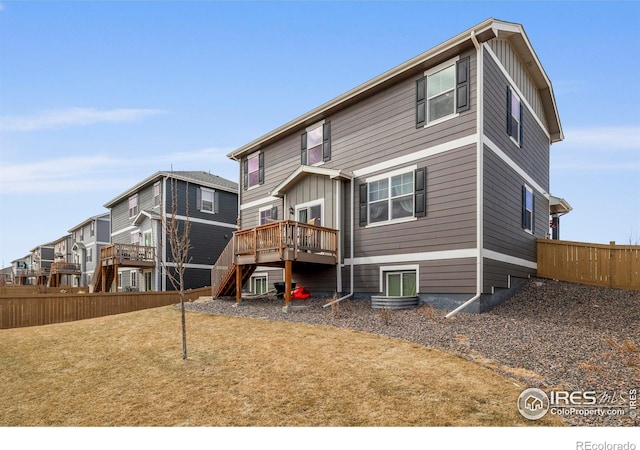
[609,241,615,288]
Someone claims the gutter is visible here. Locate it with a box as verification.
[323,175,355,308]
[446,31,484,319]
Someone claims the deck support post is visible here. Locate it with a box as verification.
[235,264,242,303]
[114,264,119,293]
[284,259,292,308]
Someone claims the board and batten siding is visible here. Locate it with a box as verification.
[487,39,548,132]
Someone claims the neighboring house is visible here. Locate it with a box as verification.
[99,171,238,292]
[30,242,55,285]
[215,18,569,313]
[48,234,80,287]
[12,255,33,285]
[0,266,14,285]
[68,212,111,288]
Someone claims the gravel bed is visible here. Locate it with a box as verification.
[184,278,639,427]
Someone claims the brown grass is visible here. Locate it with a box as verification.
[0,306,564,426]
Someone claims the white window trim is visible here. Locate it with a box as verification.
[523,184,534,235]
[509,87,522,147]
[305,120,326,167]
[130,270,138,288]
[379,264,420,295]
[423,56,460,127]
[365,165,418,228]
[258,205,274,226]
[153,181,162,209]
[250,272,269,295]
[246,151,262,191]
[128,194,139,218]
[295,198,325,226]
[200,187,216,214]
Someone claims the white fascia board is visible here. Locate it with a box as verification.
[483,136,549,199]
[344,248,477,266]
[483,249,537,270]
[169,214,238,230]
[240,196,280,211]
[353,134,478,178]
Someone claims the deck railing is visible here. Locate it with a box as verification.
[211,238,236,297]
[234,220,338,261]
[50,262,82,274]
[100,243,155,264]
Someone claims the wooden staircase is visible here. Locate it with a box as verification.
[90,264,115,293]
[211,237,256,298]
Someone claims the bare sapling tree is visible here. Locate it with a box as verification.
[163,174,192,360]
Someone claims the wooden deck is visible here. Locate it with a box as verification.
[235,220,338,266]
[211,220,338,304]
[90,243,155,293]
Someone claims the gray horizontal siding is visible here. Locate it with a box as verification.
[483,258,535,293]
[483,46,550,190]
[483,146,549,261]
[351,145,477,257]
[348,257,476,295]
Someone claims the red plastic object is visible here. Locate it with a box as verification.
[291,286,311,300]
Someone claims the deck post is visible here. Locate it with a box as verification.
[235,264,242,303]
[284,259,292,307]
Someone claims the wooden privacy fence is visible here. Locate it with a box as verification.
[0,286,211,329]
[537,239,640,290]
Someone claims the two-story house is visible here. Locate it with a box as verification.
[68,212,111,288]
[47,234,81,287]
[98,171,238,292]
[12,254,33,285]
[29,242,55,286]
[213,18,569,314]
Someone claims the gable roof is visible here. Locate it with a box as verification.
[227,18,562,160]
[68,212,111,233]
[270,166,353,198]
[103,170,238,208]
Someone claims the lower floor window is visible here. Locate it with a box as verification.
[386,271,417,296]
[245,274,268,294]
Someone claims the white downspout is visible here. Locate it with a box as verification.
[323,175,354,308]
[446,32,484,318]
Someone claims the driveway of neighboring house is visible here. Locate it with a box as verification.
[186,278,640,427]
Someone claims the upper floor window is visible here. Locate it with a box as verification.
[416,56,469,127]
[153,182,161,207]
[259,205,277,225]
[301,121,331,165]
[128,194,139,218]
[359,167,426,227]
[243,152,264,190]
[90,222,95,237]
[198,187,216,213]
[522,185,534,234]
[507,87,523,147]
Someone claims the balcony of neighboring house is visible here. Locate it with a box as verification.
[16,269,37,285]
[48,261,82,287]
[212,220,338,305]
[90,243,155,293]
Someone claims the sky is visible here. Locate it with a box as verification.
[1,0,639,267]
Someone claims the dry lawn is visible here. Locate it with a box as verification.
[0,306,564,426]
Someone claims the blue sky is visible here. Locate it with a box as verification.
[1,1,639,267]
